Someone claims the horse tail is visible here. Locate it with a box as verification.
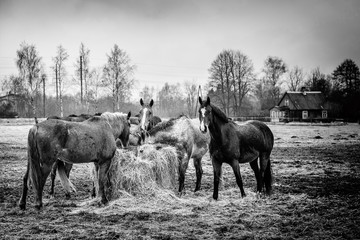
[264,157,273,195]
[57,161,77,194]
[27,125,42,193]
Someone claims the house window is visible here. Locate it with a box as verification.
[285,99,289,106]
[322,110,328,118]
[302,111,308,119]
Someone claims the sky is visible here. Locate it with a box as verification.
[0,0,360,101]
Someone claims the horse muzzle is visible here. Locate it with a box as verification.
[199,125,207,133]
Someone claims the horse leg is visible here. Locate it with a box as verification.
[230,160,246,198]
[178,155,190,195]
[98,160,111,205]
[64,162,73,199]
[91,162,99,198]
[19,162,30,210]
[193,157,203,192]
[49,160,58,197]
[249,159,263,193]
[212,157,222,200]
[33,163,52,210]
[57,161,76,199]
[261,153,273,195]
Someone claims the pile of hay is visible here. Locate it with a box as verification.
[103,144,179,200]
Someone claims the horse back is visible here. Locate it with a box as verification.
[149,116,208,158]
[239,120,274,152]
[36,119,116,163]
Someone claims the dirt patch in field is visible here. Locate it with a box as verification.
[0,123,360,239]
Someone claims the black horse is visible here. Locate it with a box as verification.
[198,96,274,200]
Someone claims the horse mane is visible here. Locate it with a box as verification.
[100,112,128,123]
[148,114,188,135]
[210,104,229,123]
[87,112,126,123]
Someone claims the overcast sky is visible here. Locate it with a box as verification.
[1,0,359,99]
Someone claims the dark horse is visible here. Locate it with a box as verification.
[198,97,274,200]
[147,115,210,193]
[46,113,94,198]
[19,112,131,210]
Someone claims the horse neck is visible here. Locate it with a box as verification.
[208,113,227,145]
[106,118,124,139]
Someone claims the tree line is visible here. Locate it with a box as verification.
[208,50,360,120]
[1,43,359,120]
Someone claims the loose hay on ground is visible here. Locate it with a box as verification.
[104,144,179,200]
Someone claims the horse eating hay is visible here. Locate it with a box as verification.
[147,115,210,194]
[198,96,274,200]
[19,112,131,210]
[46,113,95,199]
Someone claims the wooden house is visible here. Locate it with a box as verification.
[270,91,328,122]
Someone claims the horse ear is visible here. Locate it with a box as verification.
[127,111,131,119]
[150,99,154,107]
[206,96,210,105]
[140,98,144,106]
[141,131,146,142]
[199,97,203,105]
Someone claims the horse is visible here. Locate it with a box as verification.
[198,96,274,200]
[138,98,162,132]
[46,113,94,198]
[147,115,210,193]
[128,98,162,147]
[19,112,131,210]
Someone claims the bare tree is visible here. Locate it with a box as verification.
[103,44,135,111]
[1,74,26,95]
[231,51,255,116]
[287,66,304,91]
[139,85,155,103]
[16,42,42,122]
[183,81,198,118]
[87,67,103,112]
[263,56,287,106]
[208,50,255,116]
[157,82,185,117]
[52,45,69,117]
[208,50,235,115]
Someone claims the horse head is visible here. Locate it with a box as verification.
[138,98,154,131]
[119,111,132,148]
[198,96,211,133]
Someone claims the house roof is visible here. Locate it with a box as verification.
[279,91,326,110]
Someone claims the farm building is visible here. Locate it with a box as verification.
[270,91,329,122]
[0,93,22,118]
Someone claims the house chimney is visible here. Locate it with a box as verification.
[301,87,307,96]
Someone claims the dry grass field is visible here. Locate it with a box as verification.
[0,121,359,239]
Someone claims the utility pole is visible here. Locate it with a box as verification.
[42,74,46,117]
[80,55,83,103]
[55,63,58,101]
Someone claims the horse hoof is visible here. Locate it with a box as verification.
[100,198,108,205]
[35,204,42,210]
[19,203,26,210]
